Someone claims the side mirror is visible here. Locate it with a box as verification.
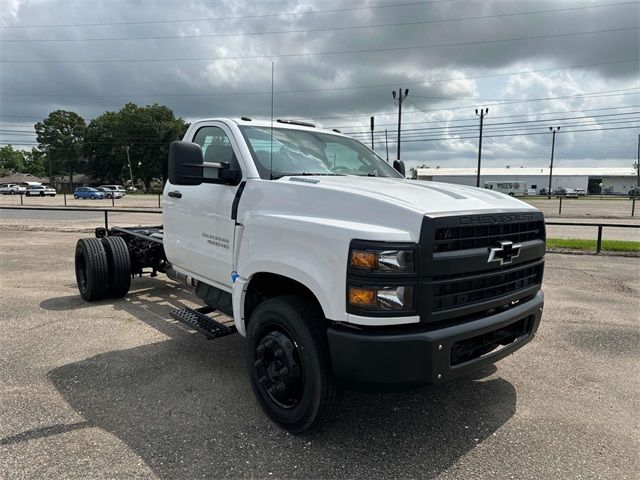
[218,162,242,186]
[393,160,406,177]
[168,141,203,186]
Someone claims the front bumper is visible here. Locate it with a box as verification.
[328,291,543,387]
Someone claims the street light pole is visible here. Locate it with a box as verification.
[475,108,489,187]
[547,127,560,199]
[370,116,375,150]
[385,129,389,162]
[392,88,409,161]
[126,146,134,190]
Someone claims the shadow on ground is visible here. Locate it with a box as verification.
[28,278,517,478]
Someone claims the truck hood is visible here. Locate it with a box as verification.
[285,175,537,215]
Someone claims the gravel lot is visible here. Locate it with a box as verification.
[1,230,638,479]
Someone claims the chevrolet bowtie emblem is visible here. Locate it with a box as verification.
[488,240,521,265]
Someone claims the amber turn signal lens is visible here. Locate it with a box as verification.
[348,287,377,306]
[350,250,377,269]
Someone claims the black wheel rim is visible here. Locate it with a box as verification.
[254,326,304,409]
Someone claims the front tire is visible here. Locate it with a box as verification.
[101,236,131,298]
[246,295,342,433]
[90,195,96,199]
[75,238,109,301]
[74,194,79,199]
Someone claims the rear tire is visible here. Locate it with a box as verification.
[90,195,96,199]
[246,295,342,433]
[101,236,131,298]
[40,192,44,197]
[75,238,109,301]
[74,194,79,199]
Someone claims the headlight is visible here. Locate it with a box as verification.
[348,285,414,311]
[349,247,415,273]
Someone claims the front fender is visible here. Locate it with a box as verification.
[235,213,414,325]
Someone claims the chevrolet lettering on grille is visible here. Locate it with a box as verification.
[487,240,522,266]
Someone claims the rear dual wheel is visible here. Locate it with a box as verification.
[75,236,131,301]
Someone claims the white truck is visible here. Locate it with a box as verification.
[74,117,545,432]
[484,180,527,196]
[0,183,27,195]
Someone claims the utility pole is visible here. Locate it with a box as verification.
[475,108,489,187]
[46,146,53,186]
[392,88,409,160]
[370,116,375,150]
[636,133,639,187]
[126,146,134,190]
[385,129,389,162]
[547,126,561,199]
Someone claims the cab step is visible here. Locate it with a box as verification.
[170,306,236,339]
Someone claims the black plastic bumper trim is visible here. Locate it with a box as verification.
[327,291,543,387]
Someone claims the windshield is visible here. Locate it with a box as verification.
[239,126,402,180]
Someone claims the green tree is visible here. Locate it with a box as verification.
[23,147,47,177]
[35,110,86,186]
[0,145,26,174]
[84,103,187,190]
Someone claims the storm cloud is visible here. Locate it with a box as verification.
[1,0,638,169]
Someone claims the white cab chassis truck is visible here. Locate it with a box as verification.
[74,118,545,432]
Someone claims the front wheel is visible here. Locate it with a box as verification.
[90,195,96,199]
[246,295,342,433]
[10,190,15,195]
[74,194,79,199]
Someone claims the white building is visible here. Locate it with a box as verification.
[416,166,639,194]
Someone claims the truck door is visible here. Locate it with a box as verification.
[164,123,243,290]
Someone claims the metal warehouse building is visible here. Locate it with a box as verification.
[416,167,638,194]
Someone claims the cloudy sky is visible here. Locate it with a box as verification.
[0,0,638,170]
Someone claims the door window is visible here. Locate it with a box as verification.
[193,126,240,181]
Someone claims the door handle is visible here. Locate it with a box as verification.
[168,190,182,199]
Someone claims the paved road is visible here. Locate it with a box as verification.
[1,230,638,479]
[3,207,638,241]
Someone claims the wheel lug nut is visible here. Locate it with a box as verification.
[279,367,289,377]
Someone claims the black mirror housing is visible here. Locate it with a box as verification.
[218,163,242,186]
[168,141,204,186]
[393,160,406,177]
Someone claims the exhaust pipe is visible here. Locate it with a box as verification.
[165,266,196,289]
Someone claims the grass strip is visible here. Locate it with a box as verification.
[547,238,640,252]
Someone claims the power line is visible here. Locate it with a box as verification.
[3,1,636,43]
[334,104,640,129]
[0,58,635,102]
[0,0,446,29]
[345,111,640,135]
[396,125,640,143]
[1,26,635,63]
[316,89,640,122]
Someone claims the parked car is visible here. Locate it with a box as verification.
[74,187,105,199]
[0,183,27,195]
[25,185,56,197]
[554,188,579,198]
[576,188,587,196]
[629,187,640,199]
[538,188,549,196]
[525,188,537,196]
[98,186,124,199]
